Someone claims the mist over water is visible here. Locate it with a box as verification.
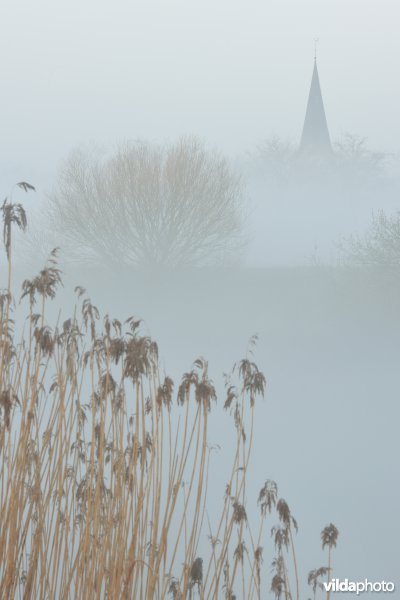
[7,258,399,596]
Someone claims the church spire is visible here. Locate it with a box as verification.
[299,55,332,155]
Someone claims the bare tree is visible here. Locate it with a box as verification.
[250,133,390,181]
[41,136,245,268]
[338,210,400,268]
[334,133,387,168]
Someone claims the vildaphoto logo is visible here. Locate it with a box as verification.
[323,579,395,595]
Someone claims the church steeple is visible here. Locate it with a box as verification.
[299,57,332,155]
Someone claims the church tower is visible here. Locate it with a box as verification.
[299,56,332,155]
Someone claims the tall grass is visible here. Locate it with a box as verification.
[0,187,338,599]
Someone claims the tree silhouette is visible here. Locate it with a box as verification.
[42,136,245,268]
[339,210,400,268]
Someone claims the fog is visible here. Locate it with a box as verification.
[2,0,400,182]
[1,0,400,598]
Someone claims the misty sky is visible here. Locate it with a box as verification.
[1,0,400,189]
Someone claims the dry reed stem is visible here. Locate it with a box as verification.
[0,194,337,599]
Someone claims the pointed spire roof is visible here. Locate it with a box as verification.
[299,59,332,155]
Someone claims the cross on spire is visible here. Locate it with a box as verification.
[314,38,319,62]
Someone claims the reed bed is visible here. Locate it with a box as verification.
[0,186,337,599]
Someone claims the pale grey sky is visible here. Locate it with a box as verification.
[1,0,399,189]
